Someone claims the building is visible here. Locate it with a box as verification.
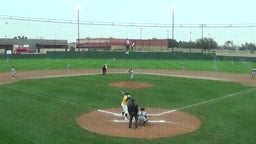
[0,38,68,54]
[76,38,168,51]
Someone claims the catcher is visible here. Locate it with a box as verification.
[137,107,149,126]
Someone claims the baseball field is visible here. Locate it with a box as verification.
[0,58,256,144]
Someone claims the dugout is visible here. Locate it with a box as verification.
[36,43,68,53]
[0,43,13,54]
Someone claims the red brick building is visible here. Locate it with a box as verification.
[76,38,168,51]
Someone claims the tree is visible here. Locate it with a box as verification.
[240,42,256,53]
[196,38,218,52]
[13,36,28,39]
[224,40,234,50]
[168,39,178,51]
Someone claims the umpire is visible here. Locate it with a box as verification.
[128,99,138,128]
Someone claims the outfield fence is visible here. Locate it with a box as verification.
[0,51,255,62]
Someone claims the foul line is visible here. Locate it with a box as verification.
[97,109,120,117]
[2,85,97,111]
[3,75,256,118]
[176,88,256,111]
[98,88,256,117]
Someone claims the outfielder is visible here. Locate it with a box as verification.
[121,91,131,121]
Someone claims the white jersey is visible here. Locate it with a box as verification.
[129,69,134,79]
[138,111,148,123]
[252,68,256,74]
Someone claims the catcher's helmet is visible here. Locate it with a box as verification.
[140,107,145,111]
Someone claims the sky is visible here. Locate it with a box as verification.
[1,0,256,45]
[1,0,255,24]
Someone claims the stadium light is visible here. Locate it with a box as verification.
[76,6,82,51]
[171,7,176,40]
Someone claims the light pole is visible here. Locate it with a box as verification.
[76,6,81,51]
[140,28,142,39]
[190,32,192,42]
[171,7,176,40]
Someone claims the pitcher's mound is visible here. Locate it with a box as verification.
[77,108,201,139]
[109,81,153,89]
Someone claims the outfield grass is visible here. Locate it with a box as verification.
[0,58,255,73]
[0,72,255,144]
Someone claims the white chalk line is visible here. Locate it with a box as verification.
[97,88,256,119]
[98,109,178,124]
[112,119,178,124]
[113,120,166,123]
[176,88,256,111]
[97,109,176,117]
[4,71,256,120]
[97,109,120,117]
[2,85,97,111]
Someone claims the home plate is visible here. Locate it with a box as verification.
[113,120,166,123]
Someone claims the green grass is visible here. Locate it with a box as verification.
[0,73,255,144]
[0,58,255,73]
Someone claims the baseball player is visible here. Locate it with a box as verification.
[121,92,131,121]
[10,66,16,79]
[102,64,107,76]
[128,98,138,128]
[181,62,185,70]
[66,62,71,72]
[125,39,130,51]
[137,107,149,126]
[251,66,256,79]
[128,68,134,80]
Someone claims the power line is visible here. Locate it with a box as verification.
[1,15,256,28]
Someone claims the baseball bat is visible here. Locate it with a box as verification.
[120,90,129,95]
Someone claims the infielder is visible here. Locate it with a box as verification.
[10,66,16,79]
[66,62,71,72]
[121,91,131,121]
[252,66,256,79]
[102,64,107,76]
[128,68,134,80]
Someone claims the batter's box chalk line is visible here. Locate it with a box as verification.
[97,109,177,117]
[112,119,178,124]
[97,109,178,124]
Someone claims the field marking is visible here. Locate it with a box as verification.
[2,85,97,110]
[147,109,176,116]
[5,84,255,118]
[99,88,256,117]
[97,109,176,117]
[175,88,256,111]
[3,72,256,117]
[97,109,121,117]
[112,119,176,124]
